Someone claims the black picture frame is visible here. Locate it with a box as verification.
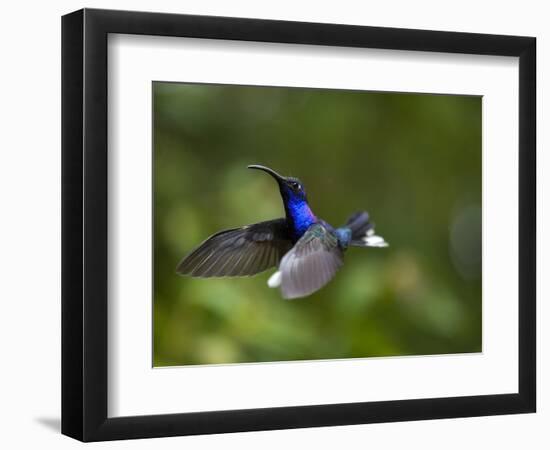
[61,8,536,442]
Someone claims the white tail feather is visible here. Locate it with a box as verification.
[362,235,388,247]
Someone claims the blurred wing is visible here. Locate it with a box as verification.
[279,222,344,299]
[176,219,292,277]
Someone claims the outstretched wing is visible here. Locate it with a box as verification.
[176,219,292,277]
[278,222,344,299]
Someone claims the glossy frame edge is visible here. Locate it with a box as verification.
[61,8,536,442]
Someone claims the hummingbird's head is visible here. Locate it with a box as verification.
[248,165,308,203]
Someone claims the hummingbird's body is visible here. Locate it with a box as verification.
[177,165,388,299]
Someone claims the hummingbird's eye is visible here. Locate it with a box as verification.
[290,181,301,190]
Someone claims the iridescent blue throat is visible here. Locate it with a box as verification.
[284,197,317,241]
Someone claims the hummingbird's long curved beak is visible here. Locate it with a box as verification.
[247,164,285,182]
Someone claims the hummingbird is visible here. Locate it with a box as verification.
[176,165,388,299]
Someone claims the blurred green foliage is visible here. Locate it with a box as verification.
[153,82,482,367]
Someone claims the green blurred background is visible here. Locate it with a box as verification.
[153,82,482,367]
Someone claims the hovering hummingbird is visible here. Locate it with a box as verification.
[176,165,388,299]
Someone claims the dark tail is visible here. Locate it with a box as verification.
[344,211,388,248]
[345,211,373,240]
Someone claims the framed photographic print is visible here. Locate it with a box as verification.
[61,8,536,441]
